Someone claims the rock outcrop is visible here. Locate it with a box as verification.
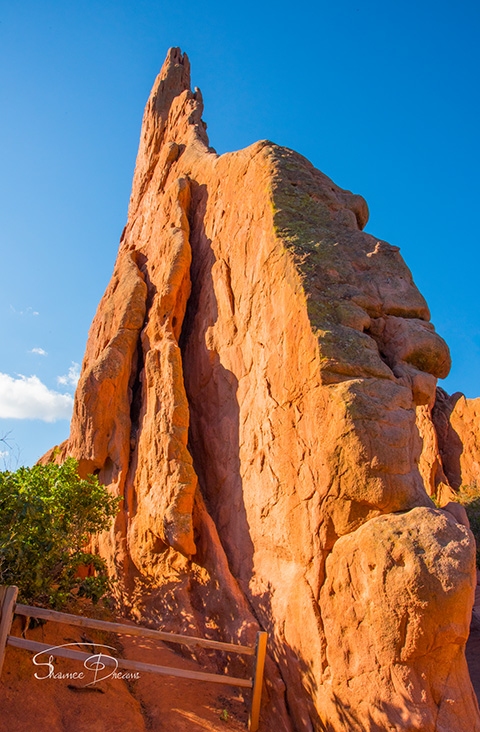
[416,387,480,509]
[46,48,479,730]
[432,388,480,490]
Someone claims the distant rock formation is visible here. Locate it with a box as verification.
[45,48,480,731]
[417,387,480,503]
[433,388,480,491]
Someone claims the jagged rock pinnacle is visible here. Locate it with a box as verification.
[43,49,479,732]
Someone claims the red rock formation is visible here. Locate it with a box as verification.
[416,387,480,509]
[47,48,479,730]
[432,388,480,490]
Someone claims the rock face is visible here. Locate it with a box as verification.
[321,508,476,730]
[47,48,479,730]
[416,387,480,510]
[432,389,480,490]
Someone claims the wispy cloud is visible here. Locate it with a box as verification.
[0,373,73,422]
[10,305,39,316]
[29,347,48,356]
[57,362,81,389]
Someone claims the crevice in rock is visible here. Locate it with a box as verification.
[128,335,145,439]
[364,325,396,373]
[179,179,226,523]
[175,183,299,731]
[127,253,148,446]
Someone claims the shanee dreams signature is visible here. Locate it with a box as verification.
[32,643,140,686]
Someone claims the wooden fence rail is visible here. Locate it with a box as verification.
[0,586,267,731]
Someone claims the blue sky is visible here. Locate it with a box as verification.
[0,0,479,467]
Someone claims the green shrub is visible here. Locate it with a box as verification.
[0,457,120,608]
[456,483,480,568]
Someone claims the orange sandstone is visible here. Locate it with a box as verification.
[432,388,480,490]
[45,48,479,731]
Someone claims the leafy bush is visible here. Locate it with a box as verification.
[456,483,480,568]
[0,458,120,608]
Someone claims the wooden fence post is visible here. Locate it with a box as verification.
[249,630,267,732]
[0,585,18,676]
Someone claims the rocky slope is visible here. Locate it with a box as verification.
[44,48,479,731]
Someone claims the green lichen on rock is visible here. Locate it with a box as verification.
[265,143,389,381]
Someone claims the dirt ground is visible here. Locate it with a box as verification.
[3,581,480,732]
[0,608,252,732]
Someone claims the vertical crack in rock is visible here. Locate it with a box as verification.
[179,179,305,730]
[127,175,198,560]
[127,330,145,451]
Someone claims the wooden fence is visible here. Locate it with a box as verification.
[0,586,267,731]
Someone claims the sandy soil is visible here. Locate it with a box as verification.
[0,607,251,732]
[3,579,480,732]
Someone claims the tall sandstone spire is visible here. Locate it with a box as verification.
[47,48,480,730]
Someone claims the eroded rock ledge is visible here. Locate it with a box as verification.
[44,48,479,731]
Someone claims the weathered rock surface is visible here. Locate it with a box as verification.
[320,507,478,730]
[432,388,480,490]
[45,48,479,730]
[416,387,480,513]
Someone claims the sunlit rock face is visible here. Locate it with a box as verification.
[46,48,479,730]
[417,386,480,526]
[431,388,480,491]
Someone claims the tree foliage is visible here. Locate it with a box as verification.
[0,458,119,608]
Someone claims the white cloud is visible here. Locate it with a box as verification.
[0,373,73,422]
[57,362,81,389]
[0,450,8,459]
[29,347,47,356]
[9,305,39,316]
